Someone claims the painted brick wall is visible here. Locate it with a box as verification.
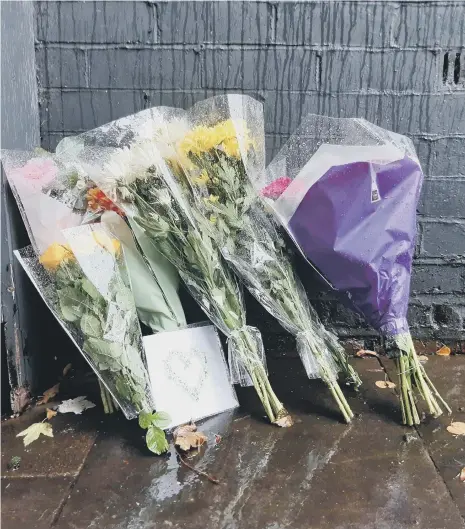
[35,0,465,346]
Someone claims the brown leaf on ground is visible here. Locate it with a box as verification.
[274,413,294,427]
[215,434,222,445]
[45,408,58,421]
[459,468,465,482]
[37,383,60,405]
[375,380,396,389]
[436,345,451,356]
[46,408,57,420]
[446,422,465,436]
[63,363,72,377]
[174,423,207,451]
[355,349,379,358]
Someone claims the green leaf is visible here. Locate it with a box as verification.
[115,288,134,311]
[80,314,102,338]
[58,286,86,321]
[138,411,153,430]
[82,278,100,300]
[60,304,81,322]
[146,425,169,455]
[151,411,171,429]
[83,338,123,372]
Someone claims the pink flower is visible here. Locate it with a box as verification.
[260,177,292,200]
[10,158,58,190]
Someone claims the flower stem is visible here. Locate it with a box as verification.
[236,328,292,426]
[394,332,450,425]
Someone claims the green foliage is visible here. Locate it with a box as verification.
[146,425,169,455]
[52,257,151,428]
[139,410,171,454]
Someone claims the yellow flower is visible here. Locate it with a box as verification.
[179,119,255,159]
[92,232,121,255]
[208,195,219,204]
[39,243,74,271]
[221,138,241,158]
[192,170,210,186]
[209,215,217,225]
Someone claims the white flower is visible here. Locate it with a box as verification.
[75,179,86,191]
[137,116,190,161]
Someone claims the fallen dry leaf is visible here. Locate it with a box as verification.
[356,349,379,358]
[57,396,96,415]
[17,422,53,447]
[63,363,72,377]
[174,423,207,451]
[46,408,57,420]
[446,422,465,436]
[418,355,429,363]
[436,345,451,356]
[275,413,294,427]
[375,380,396,389]
[37,383,60,405]
[459,468,465,482]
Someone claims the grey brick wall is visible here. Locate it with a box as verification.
[35,0,465,343]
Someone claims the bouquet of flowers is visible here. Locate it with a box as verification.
[174,95,360,423]
[20,226,153,416]
[262,113,450,425]
[2,150,183,453]
[2,149,186,334]
[60,109,292,427]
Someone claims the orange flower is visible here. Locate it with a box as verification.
[86,187,124,216]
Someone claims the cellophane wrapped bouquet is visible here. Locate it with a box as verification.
[2,150,171,453]
[262,114,451,425]
[173,95,361,423]
[60,109,292,427]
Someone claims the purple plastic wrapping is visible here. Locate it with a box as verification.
[263,116,423,338]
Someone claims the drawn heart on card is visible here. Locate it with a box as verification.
[163,349,208,401]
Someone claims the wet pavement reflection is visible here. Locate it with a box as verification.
[2,356,464,529]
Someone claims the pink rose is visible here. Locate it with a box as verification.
[9,158,58,190]
[260,176,292,200]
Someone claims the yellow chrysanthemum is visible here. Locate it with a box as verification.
[179,119,255,159]
[192,170,210,186]
[40,243,74,271]
[222,138,241,158]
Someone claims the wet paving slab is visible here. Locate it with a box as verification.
[1,402,99,528]
[2,356,464,529]
[380,354,465,519]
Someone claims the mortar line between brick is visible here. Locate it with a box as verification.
[34,42,461,52]
[41,87,465,96]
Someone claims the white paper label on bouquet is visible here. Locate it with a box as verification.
[143,324,239,429]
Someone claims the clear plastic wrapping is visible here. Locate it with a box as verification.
[174,95,360,393]
[1,147,186,334]
[1,150,86,254]
[15,225,154,419]
[56,108,290,425]
[262,112,450,425]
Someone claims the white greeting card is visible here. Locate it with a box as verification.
[143,324,239,429]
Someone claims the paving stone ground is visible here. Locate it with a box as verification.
[2,356,464,529]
